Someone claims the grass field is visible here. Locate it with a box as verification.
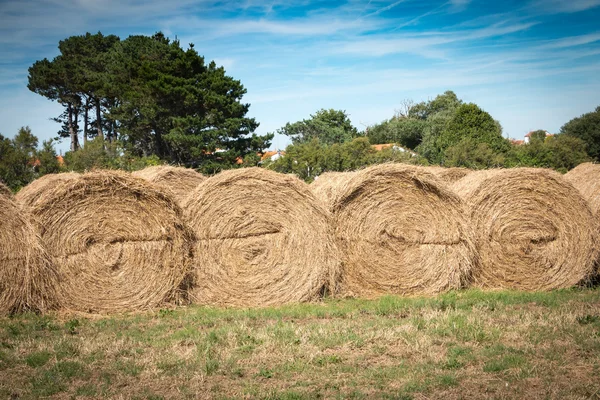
[1,288,599,399]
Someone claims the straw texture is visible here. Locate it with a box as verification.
[564,162,600,215]
[21,170,194,313]
[426,166,471,184]
[0,183,62,314]
[133,165,205,203]
[182,167,339,307]
[315,164,475,298]
[16,172,79,208]
[453,168,598,290]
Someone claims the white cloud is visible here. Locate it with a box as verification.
[532,0,600,13]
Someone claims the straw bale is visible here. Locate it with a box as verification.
[22,170,194,313]
[315,163,475,297]
[311,171,358,209]
[133,165,205,203]
[453,168,598,290]
[564,162,600,215]
[426,166,471,184]
[16,172,79,208]
[182,167,339,307]
[0,183,61,314]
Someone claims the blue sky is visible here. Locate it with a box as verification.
[1,0,599,153]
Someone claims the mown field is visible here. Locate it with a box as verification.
[1,289,599,399]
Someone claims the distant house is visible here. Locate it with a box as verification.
[510,131,554,145]
[260,150,285,163]
[372,143,418,157]
[523,130,553,144]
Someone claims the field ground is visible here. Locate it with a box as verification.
[1,289,600,399]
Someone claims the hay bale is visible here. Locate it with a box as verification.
[426,166,471,184]
[22,170,194,313]
[182,167,338,307]
[315,164,475,297]
[0,182,12,196]
[132,165,205,203]
[564,162,600,215]
[16,172,79,208]
[0,183,62,314]
[311,171,358,209]
[453,168,598,290]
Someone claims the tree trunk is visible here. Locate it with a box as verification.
[83,97,89,147]
[67,103,79,152]
[95,97,104,142]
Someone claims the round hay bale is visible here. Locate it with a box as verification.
[311,171,358,209]
[453,168,598,290]
[0,182,12,196]
[320,164,475,298]
[182,167,339,307]
[132,165,205,203]
[564,162,600,215]
[426,166,471,184]
[0,183,62,314]
[23,170,194,313]
[16,172,79,208]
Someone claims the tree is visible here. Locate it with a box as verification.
[444,137,506,169]
[367,117,426,149]
[560,106,600,161]
[409,91,462,120]
[29,32,272,170]
[277,109,359,146]
[28,57,81,151]
[105,33,269,171]
[267,137,424,182]
[37,140,61,175]
[437,103,510,161]
[507,134,589,172]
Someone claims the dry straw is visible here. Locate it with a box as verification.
[132,165,205,203]
[182,167,339,307]
[16,172,79,208]
[425,166,471,184]
[313,164,475,298]
[564,162,600,215]
[21,170,194,313]
[453,168,598,290]
[0,183,62,314]
[311,171,358,209]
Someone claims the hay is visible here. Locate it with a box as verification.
[311,171,358,209]
[22,170,194,313]
[16,172,79,208]
[315,164,475,298]
[132,165,205,203]
[564,162,600,215]
[0,182,11,196]
[0,183,62,314]
[426,166,471,184]
[182,167,338,307]
[453,168,598,290]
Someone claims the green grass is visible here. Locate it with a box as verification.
[0,288,599,399]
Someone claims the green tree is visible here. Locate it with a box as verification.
[438,103,510,162]
[106,33,269,171]
[277,109,359,146]
[507,134,589,172]
[37,140,61,175]
[444,137,506,169]
[560,106,600,161]
[367,117,426,149]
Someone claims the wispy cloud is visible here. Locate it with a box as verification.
[532,0,600,13]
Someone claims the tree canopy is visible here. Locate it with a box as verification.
[560,106,600,161]
[28,32,271,172]
[277,109,359,146]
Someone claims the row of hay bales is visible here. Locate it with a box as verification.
[1,163,599,315]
